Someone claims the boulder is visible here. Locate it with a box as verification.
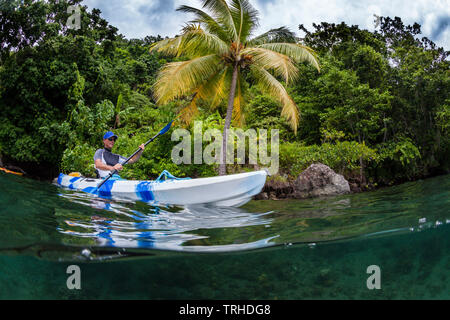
[254,192,269,200]
[292,163,350,199]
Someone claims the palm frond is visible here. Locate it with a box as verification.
[196,67,229,102]
[202,0,238,42]
[248,26,297,46]
[149,36,184,57]
[150,25,228,57]
[180,24,229,56]
[228,0,259,43]
[257,42,320,72]
[208,68,230,109]
[250,65,299,133]
[178,93,201,125]
[178,67,229,124]
[177,5,230,42]
[154,55,222,104]
[243,47,298,84]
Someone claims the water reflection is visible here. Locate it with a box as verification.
[53,173,450,256]
[1,173,448,262]
[56,191,275,252]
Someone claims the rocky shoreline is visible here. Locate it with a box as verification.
[256,163,355,200]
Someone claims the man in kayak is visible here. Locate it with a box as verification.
[94,131,145,179]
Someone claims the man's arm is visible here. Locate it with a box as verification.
[95,159,123,172]
[127,144,145,164]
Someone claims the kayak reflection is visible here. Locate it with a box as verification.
[57,191,276,252]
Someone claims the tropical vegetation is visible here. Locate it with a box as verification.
[0,0,448,193]
[150,0,320,175]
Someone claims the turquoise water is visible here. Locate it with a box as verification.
[0,173,449,299]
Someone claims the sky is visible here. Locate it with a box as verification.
[82,0,450,49]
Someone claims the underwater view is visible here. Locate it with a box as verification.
[1,0,449,308]
[0,172,448,300]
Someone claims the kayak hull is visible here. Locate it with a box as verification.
[56,170,267,207]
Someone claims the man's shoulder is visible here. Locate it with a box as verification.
[94,149,104,159]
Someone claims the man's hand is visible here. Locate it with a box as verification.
[139,144,145,151]
[113,163,123,171]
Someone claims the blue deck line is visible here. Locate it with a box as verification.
[98,180,115,198]
[57,173,63,185]
[98,226,115,246]
[82,186,98,195]
[136,230,155,248]
[136,181,154,202]
[68,176,81,190]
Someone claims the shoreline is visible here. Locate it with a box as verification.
[2,163,448,201]
[256,169,450,201]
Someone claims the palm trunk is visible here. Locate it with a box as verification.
[114,114,120,129]
[219,63,239,176]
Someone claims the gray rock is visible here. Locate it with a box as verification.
[254,192,269,200]
[292,163,350,199]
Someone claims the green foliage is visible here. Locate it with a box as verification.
[61,143,97,176]
[312,57,393,146]
[373,138,422,182]
[435,102,450,171]
[436,101,450,136]
[244,92,294,140]
[0,2,447,187]
[377,138,421,167]
[351,45,388,88]
[298,18,448,182]
[280,141,377,177]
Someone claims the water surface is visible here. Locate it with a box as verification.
[0,173,448,299]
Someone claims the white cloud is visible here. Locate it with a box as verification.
[84,0,189,38]
[253,0,449,48]
[82,0,450,49]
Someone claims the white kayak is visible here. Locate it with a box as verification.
[56,170,267,207]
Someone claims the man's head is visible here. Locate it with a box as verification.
[103,131,118,149]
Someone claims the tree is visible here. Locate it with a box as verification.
[299,21,387,58]
[0,1,121,177]
[299,17,449,182]
[150,0,320,175]
[0,0,118,63]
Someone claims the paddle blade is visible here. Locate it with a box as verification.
[158,120,174,136]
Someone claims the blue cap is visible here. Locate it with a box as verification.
[103,131,118,140]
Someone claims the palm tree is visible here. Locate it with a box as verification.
[150,0,320,175]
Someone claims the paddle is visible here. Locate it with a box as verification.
[96,120,174,190]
